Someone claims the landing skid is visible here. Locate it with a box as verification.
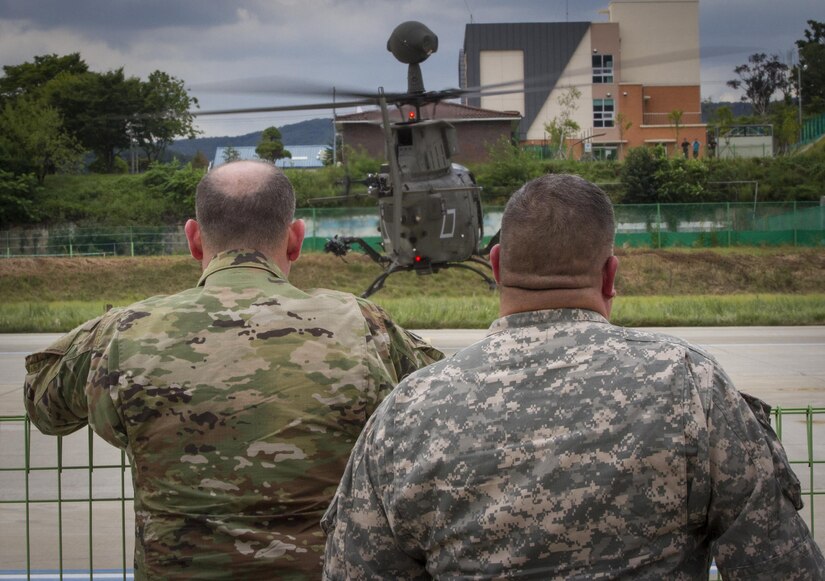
[361,257,496,299]
[324,236,497,299]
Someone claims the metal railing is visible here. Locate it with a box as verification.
[642,111,703,126]
[1,408,823,579]
[1,202,824,258]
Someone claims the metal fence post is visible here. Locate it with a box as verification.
[808,405,815,534]
[726,202,731,247]
[25,418,31,579]
[793,200,798,247]
[88,427,95,579]
[656,203,662,249]
[312,207,318,252]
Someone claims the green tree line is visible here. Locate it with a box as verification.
[2,141,821,229]
[0,53,199,226]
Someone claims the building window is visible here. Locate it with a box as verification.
[594,99,614,128]
[592,145,618,160]
[592,54,613,83]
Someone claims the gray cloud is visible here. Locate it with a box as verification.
[0,0,234,33]
[1,0,821,136]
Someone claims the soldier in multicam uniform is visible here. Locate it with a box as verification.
[24,160,442,580]
[322,174,825,580]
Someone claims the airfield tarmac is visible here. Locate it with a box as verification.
[1,328,824,574]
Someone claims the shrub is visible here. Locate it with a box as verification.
[0,170,40,227]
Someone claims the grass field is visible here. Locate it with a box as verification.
[1,247,824,330]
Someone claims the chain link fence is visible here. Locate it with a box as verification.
[1,408,823,579]
[2,202,824,258]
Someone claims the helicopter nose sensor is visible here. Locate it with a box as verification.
[387,21,438,64]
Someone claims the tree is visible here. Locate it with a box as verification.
[191,150,210,169]
[0,53,88,103]
[727,53,791,117]
[0,170,39,227]
[256,126,291,163]
[45,68,143,172]
[771,102,801,154]
[795,20,825,115]
[543,87,581,159]
[668,109,683,156]
[620,146,706,205]
[0,96,83,184]
[223,146,241,163]
[620,146,667,203]
[136,71,200,163]
[615,112,632,160]
[2,53,201,173]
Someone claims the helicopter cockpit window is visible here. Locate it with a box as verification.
[397,128,413,146]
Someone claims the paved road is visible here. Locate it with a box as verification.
[414,326,825,408]
[3,328,825,415]
[1,329,824,572]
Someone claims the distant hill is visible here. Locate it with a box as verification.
[168,118,334,161]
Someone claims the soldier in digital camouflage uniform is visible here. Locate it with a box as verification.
[24,160,442,580]
[322,174,825,580]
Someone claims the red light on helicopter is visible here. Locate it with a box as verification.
[408,111,416,121]
[415,255,422,263]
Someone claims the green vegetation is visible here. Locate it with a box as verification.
[3,294,823,333]
[20,146,822,229]
[256,126,291,163]
[1,248,823,331]
[612,294,825,327]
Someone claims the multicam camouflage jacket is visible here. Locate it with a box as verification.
[24,249,442,581]
[323,308,825,580]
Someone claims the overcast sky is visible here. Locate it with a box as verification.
[1,0,822,137]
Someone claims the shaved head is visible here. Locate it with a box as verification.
[499,174,615,290]
[195,160,295,253]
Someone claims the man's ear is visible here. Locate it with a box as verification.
[490,244,502,284]
[286,219,305,263]
[184,219,204,261]
[601,255,619,299]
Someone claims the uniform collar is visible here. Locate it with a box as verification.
[488,308,609,334]
[197,249,287,287]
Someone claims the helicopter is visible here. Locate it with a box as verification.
[323,21,498,298]
[196,21,502,298]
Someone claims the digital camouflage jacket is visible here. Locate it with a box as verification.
[25,249,442,580]
[323,308,824,580]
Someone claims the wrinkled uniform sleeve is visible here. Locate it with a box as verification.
[24,310,128,449]
[356,298,443,388]
[694,354,825,580]
[321,394,430,580]
[320,304,441,579]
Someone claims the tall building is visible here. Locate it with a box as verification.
[461,0,706,160]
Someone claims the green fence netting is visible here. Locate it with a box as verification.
[2,202,824,257]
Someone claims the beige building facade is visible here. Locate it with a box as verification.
[462,0,707,160]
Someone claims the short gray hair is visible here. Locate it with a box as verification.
[499,174,615,289]
[195,161,295,252]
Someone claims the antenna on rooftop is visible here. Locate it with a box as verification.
[463,0,474,23]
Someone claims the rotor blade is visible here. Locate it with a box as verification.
[190,75,393,100]
[193,98,377,117]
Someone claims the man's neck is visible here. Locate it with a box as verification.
[200,247,288,275]
[498,286,610,319]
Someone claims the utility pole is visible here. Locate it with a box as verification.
[798,57,803,143]
[791,48,803,143]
